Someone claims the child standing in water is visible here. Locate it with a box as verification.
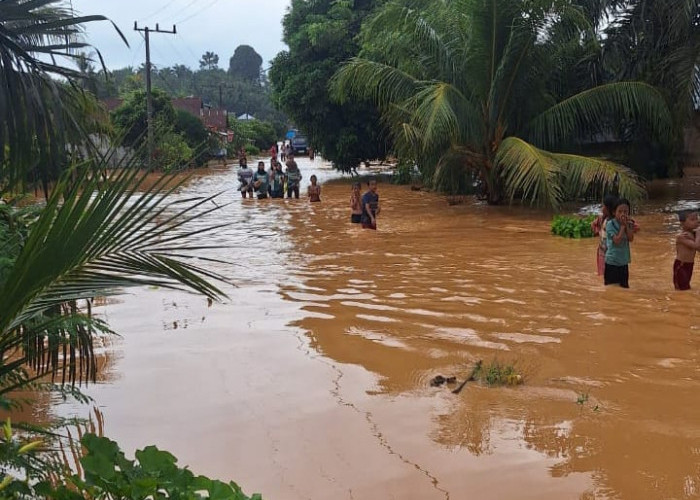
[674,211,700,290]
[308,175,321,202]
[350,182,363,223]
[592,195,618,276]
[604,198,635,288]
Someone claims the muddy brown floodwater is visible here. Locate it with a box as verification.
[53,158,700,500]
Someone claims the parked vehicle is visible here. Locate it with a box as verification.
[292,136,308,154]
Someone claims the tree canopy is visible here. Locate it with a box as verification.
[269,0,390,171]
[199,51,220,70]
[229,45,263,82]
[89,50,286,130]
[332,0,674,207]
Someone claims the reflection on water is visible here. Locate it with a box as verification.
[53,158,700,500]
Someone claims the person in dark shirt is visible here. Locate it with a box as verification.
[252,161,270,200]
[361,178,380,230]
[285,154,302,199]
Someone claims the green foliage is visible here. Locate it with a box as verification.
[94,55,286,127]
[0,420,262,500]
[269,0,390,172]
[245,144,261,157]
[229,45,263,82]
[154,130,193,173]
[199,51,220,71]
[0,0,123,193]
[228,118,277,151]
[176,109,209,148]
[0,165,227,394]
[332,0,672,208]
[473,361,523,387]
[38,434,262,499]
[175,109,213,166]
[0,204,40,287]
[111,88,176,148]
[112,89,215,170]
[551,214,596,239]
[392,161,415,185]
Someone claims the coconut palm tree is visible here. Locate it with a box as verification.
[0,1,228,400]
[332,0,674,208]
[0,0,126,192]
[602,0,699,124]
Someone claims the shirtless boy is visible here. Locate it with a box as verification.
[674,211,700,290]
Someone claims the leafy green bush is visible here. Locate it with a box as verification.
[153,130,193,173]
[551,214,596,239]
[0,427,262,500]
[244,144,261,157]
[228,118,277,151]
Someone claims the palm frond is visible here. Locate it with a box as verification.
[0,0,126,192]
[0,166,228,335]
[496,136,563,208]
[330,57,420,108]
[552,151,645,202]
[497,136,644,208]
[526,82,673,149]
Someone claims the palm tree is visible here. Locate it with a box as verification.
[0,0,127,193]
[602,0,699,127]
[332,0,674,208]
[0,1,228,399]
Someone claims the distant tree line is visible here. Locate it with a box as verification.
[79,44,287,130]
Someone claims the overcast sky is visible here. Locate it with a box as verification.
[71,0,290,71]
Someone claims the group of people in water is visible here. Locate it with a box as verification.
[592,195,700,290]
[235,149,381,230]
[236,152,315,201]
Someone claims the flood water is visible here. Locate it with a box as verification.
[54,158,700,500]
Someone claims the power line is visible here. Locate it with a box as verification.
[176,0,223,25]
[166,0,201,23]
[141,1,177,22]
[174,32,202,66]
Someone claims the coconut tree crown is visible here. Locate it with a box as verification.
[332,0,673,208]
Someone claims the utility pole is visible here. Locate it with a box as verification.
[134,22,176,169]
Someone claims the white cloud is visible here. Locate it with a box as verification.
[71,0,290,70]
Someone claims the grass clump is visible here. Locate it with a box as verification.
[474,360,523,386]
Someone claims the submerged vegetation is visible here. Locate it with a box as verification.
[551,215,596,238]
[437,360,524,393]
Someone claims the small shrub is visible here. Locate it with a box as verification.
[244,144,261,157]
[551,214,596,239]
